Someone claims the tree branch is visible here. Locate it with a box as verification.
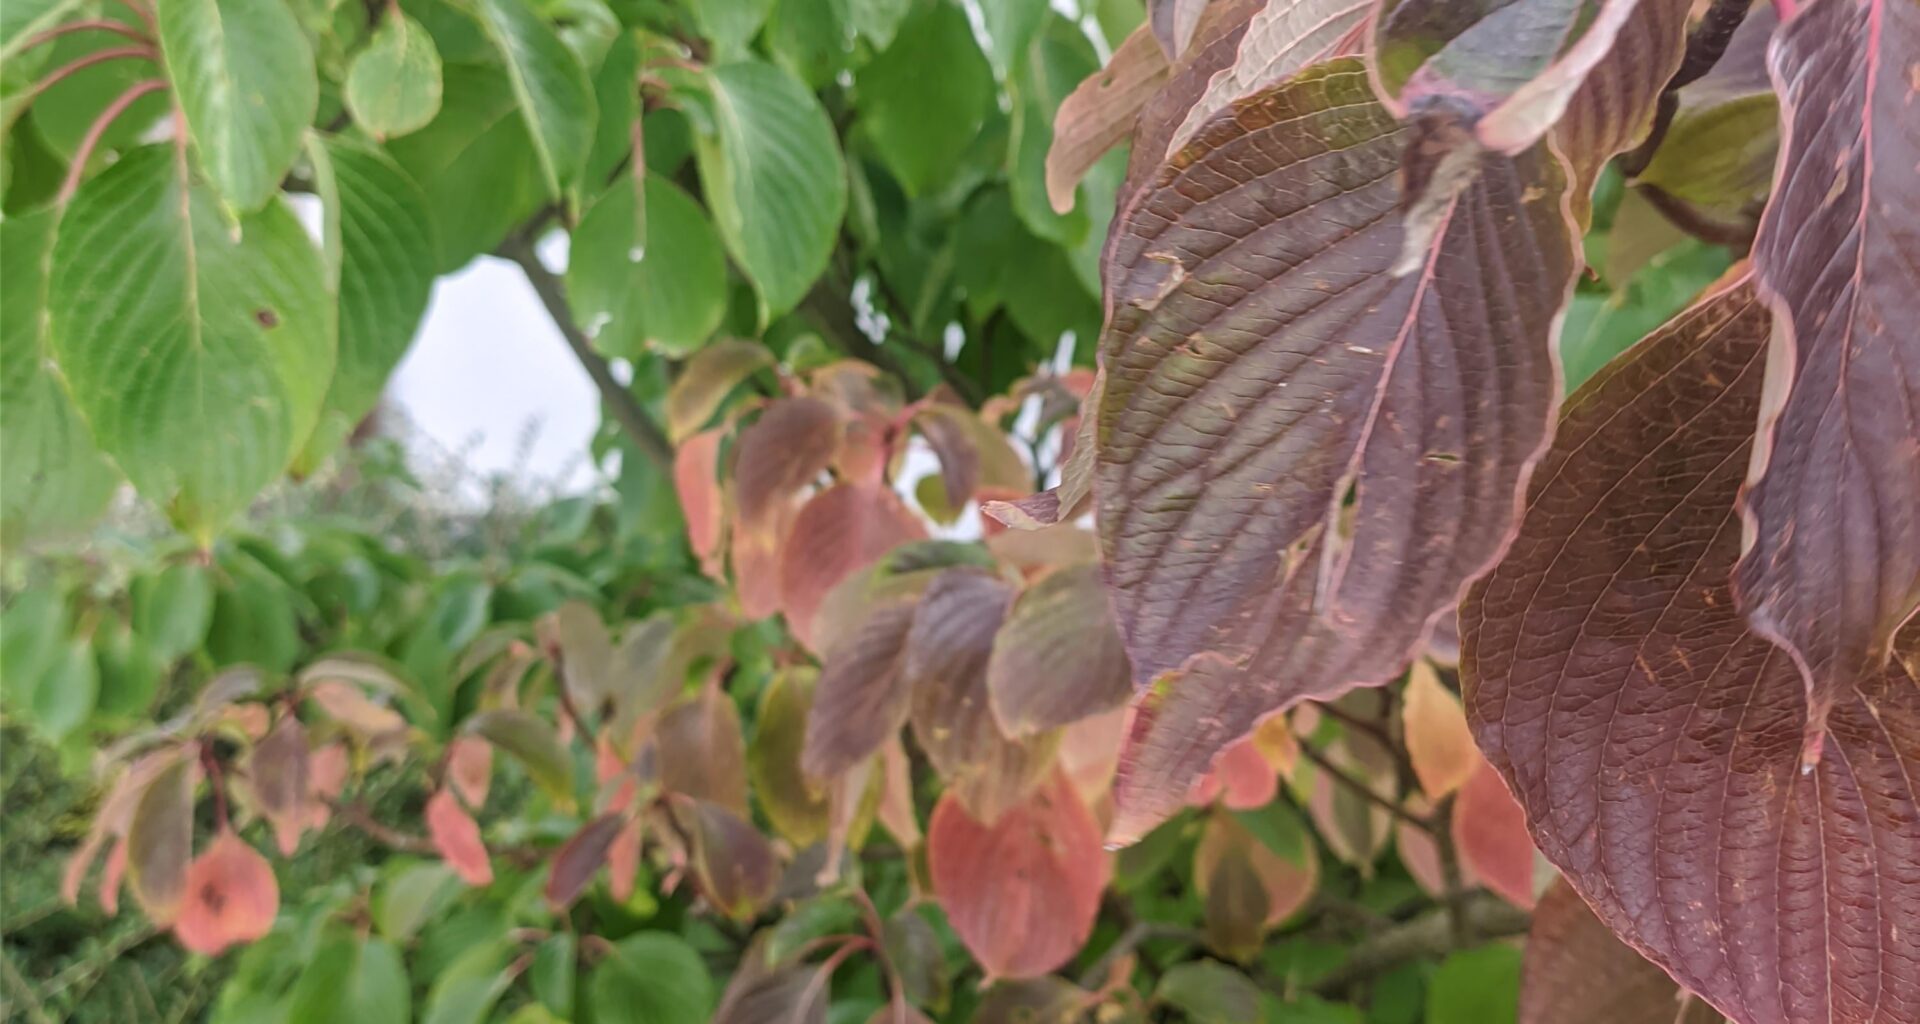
[497,234,675,472]
[1307,891,1530,997]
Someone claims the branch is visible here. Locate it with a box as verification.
[496,234,675,472]
[333,800,437,855]
[1307,891,1530,997]
[1293,732,1434,833]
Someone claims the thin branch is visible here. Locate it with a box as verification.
[1636,183,1759,250]
[58,78,166,205]
[1077,921,1204,988]
[1307,891,1530,997]
[1430,794,1473,947]
[18,18,152,51]
[1620,0,1755,176]
[1293,732,1434,833]
[1312,699,1397,752]
[496,234,675,472]
[332,800,437,855]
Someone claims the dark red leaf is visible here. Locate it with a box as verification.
[546,813,625,911]
[1122,0,1264,202]
[1165,0,1369,155]
[802,600,917,781]
[1096,59,1577,844]
[669,796,779,921]
[778,483,925,650]
[1521,880,1727,1024]
[1737,0,1920,740]
[127,752,195,925]
[987,564,1132,737]
[733,397,842,530]
[911,404,982,513]
[1463,276,1920,1024]
[928,773,1109,980]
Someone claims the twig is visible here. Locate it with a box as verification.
[1636,183,1758,250]
[1312,699,1396,753]
[56,77,166,205]
[1077,921,1204,988]
[1292,733,1434,833]
[1620,0,1755,176]
[1307,891,1529,996]
[496,234,675,472]
[332,800,437,854]
[1430,794,1473,947]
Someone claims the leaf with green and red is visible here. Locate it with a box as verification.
[126,750,196,925]
[906,569,1058,823]
[802,600,917,781]
[1735,0,1920,746]
[749,667,830,847]
[1521,881,1728,1024]
[909,403,982,514]
[1541,0,1691,222]
[249,714,310,855]
[1166,0,1370,155]
[545,812,625,911]
[666,795,779,921]
[655,683,750,816]
[928,772,1109,980]
[733,396,842,532]
[1120,0,1264,204]
[1462,275,1920,1024]
[1632,6,1779,218]
[1095,60,1577,843]
[987,564,1132,737]
[778,483,926,651]
[1194,808,1317,961]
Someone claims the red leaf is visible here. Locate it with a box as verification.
[1521,880,1724,1024]
[607,817,642,903]
[1737,0,1920,739]
[928,772,1108,979]
[1450,756,1537,910]
[778,483,925,649]
[1097,59,1576,844]
[675,427,726,576]
[447,736,492,810]
[426,788,492,887]
[1463,276,1920,1023]
[1188,733,1277,811]
[546,813,625,911]
[733,397,842,530]
[172,829,279,955]
[801,600,917,781]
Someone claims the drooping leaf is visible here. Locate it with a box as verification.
[1520,881,1725,1024]
[465,709,574,807]
[987,563,1132,737]
[126,752,194,924]
[172,828,279,955]
[1463,276,1920,1024]
[346,9,444,139]
[426,787,493,886]
[0,209,119,548]
[778,483,925,649]
[655,683,750,815]
[928,773,1109,980]
[906,569,1055,822]
[545,813,624,910]
[47,146,334,539]
[684,59,847,317]
[548,599,615,718]
[567,175,728,360]
[675,428,726,576]
[1735,0,1920,735]
[1045,26,1169,214]
[473,0,595,199]
[732,397,841,530]
[1449,756,1537,909]
[156,0,318,211]
[1400,660,1475,801]
[1098,60,1576,843]
[802,600,916,780]
[298,135,436,474]
[666,340,774,441]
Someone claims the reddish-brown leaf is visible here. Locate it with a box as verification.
[1097,59,1577,845]
[546,813,625,911]
[1464,276,1920,1024]
[676,428,727,576]
[1122,0,1264,201]
[1737,0,1920,740]
[802,600,917,781]
[669,796,778,920]
[172,829,278,955]
[250,715,311,856]
[447,735,492,810]
[778,483,925,650]
[1045,26,1170,214]
[656,683,750,816]
[1521,880,1727,1024]
[1548,0,1690,221]
[1450,755,1538,909]
[987,564,1132,738]
[983,370,1102,531]
[1167,0,1369,153]
[734,397,841,529]
[928,773,1109,980]
[607,817,642,903]
[127,752,195,925]
[906,570,1056,823]
[426,788,492,887]
[1401,660,1475,801]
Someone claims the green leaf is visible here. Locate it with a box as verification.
[27,10,171,160]
[288,935,411,1024]
[767,0,854,89]
[1156,961,1263,1024]
[473,0,596,200]
[1558,240,1732,390]
[588,932,714,1024]
[1425,945,1522,1024]
[854,0,992,197]
[1637,92,1778,212]
[973,0,1048,82]
[686,0,775,58]
[1,588,67,712]
[465,709,575,806]
[206,553,302,672]
[386,62,547,271]
[847,0,910,48]
[568,174,727,359]
[372,860,460,942]
[1006,17,1095,246]
[131,562,216,661]
[347,9,445,139]
[94,618,164,718]
[157,0,319,212]
[47,146,334,539]
[531,933,577,1020]
[584,29,640,186]
[31,637,99,741]
[0,208,119,548]
[297,135,436,474]
[0,0,87,63]
[685,59,846,318]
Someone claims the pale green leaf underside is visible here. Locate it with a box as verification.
[47,146,335,539]
[346,10,445,140]
[157,0,318,212]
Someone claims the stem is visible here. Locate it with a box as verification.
[110,0,159,36]
[1636,183,1759,250]
[332,800,437,855]
[18,18,151,51]
[56,78,166,206]
[1430,793,1473,947]
[1307,891,1530,997]
[496,234,675,472]
[24,45,156,102]
[1293,732,1434,833]
[1620,0,1755,176]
